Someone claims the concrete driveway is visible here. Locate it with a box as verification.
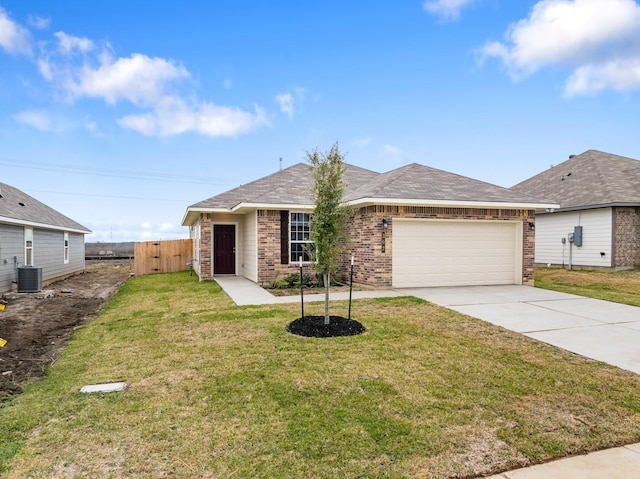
[398,285,640,375]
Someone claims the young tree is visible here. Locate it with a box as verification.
[307,142,351,325]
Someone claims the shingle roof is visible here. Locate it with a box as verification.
[190,162,380,209]
[511,150,640,210]
[0,182,91,233]
[184,161,554,225]
[345,163,544,204]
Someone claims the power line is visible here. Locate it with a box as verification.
[26,189,199,203]
[0,158,246,185]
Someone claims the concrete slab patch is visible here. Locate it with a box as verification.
[80,382,129,394]
[501,445,640,479]
[625,443,640,454]
[451,302,599,333]
[532,298,640,324]
[527,324,640,374]
[400,285,579,307]
[620,321,640,332]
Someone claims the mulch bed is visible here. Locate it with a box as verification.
[286,315,366,338]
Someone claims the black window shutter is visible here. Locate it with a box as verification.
[280,210,289,264]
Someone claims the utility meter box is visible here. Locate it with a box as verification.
[573,226,583,247]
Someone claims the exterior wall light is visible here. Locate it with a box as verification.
[381,219,388,252]
[528,222,535,231]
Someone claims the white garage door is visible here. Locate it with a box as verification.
[392,220,520,288]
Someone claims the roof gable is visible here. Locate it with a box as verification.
[190,162,380,210]
[511,150,640,210]
[0,182,91,233]
[184,160,555,225]
[345,163,543,204]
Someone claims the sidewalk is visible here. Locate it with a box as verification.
[214,276,640,479]
[214,276,402,306]
[486,443,640,478]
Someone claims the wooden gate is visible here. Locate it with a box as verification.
[134,239,193,276]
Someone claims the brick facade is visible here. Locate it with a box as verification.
[613,207,640,268]
[253,205,535,287]
[256,210,315,282]
[198,219,213,280]
[195,206,536,286]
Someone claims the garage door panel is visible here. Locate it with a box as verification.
[392,220,518,288]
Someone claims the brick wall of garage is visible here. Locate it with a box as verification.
[613,207,640,268]
[253,206,535,287]
[341,205,536,287]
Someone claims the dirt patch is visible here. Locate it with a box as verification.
[0,260,133,402]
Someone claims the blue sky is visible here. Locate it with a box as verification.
[2,0,640,242]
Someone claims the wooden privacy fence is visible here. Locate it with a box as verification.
[134,239,193,276]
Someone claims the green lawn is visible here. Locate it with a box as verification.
[2,271,640,478]
[536,267,640,306]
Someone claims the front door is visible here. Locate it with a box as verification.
[214,225,236,274]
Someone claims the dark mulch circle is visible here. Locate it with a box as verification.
[286,315,366,338]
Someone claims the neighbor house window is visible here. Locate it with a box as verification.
[25,228,33,266]
[63,232,69,264]
[290,212,313,262]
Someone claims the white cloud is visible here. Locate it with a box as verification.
[28,14,50,30]
[275,86,307,118]
[54,31,94,55]
[117,96,269,137]
[37,58,54,81]
[380,144,403,164]
[423,0,478,20]
[480,0,640,95]
[1,6,268,138]
[275,92,294,118]
[566,58,640,95]
[13,110,53,131]
[66,52,189,105]
[0,7,32,55]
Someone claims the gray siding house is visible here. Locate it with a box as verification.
[511,150,640,269]
[0,182,91,292]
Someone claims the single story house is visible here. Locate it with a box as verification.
[182,162,554,288]
[0,182,91,292]
[511,150,640,269]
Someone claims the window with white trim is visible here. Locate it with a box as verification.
[64,232,69,264]
[290,212,313,262]
[25,227,33,266]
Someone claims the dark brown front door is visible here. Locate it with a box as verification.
[214,225,236,274]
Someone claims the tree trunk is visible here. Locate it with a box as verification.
[324,272,330,324]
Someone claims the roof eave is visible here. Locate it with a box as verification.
[181,202,315,225]
[536,202,640,214]
[0,216,91,234]
[347,197,559,210]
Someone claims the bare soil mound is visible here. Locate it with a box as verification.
[0,260,132,402]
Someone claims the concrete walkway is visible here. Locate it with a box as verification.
[214,277,640,478]
[485,443,640,478]
[214,276,403,306]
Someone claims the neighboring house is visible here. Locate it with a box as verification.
[511,150,640,269]
[182,163,553,288]
[0,182,91,292]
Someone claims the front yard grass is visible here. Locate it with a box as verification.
[536,267,640,306]
[2,272,640,478]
